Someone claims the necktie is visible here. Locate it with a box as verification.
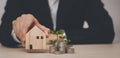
[48,0,59,30]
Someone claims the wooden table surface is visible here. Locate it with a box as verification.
[0,43,120,58]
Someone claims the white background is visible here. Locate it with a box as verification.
[0,0,120,43]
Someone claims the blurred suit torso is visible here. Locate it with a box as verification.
[0,0,115,47]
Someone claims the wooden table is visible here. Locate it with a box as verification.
[0,43,120,58]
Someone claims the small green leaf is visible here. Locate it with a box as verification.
[59,36,66,39]
[50,40,57,44]
[50,30,56,34]
[58,29,64,34]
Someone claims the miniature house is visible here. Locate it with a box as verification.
[25,26,47,52]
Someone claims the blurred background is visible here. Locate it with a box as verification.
[0,0,120,43]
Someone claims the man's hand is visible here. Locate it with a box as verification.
[47,34,57,44]
[12,14,50,47]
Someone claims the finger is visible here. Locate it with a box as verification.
[20,14,32,39]
[16,17,21,38]
[21,32,26,47]
[19,16,23,35]
[19,16,28,47]
[21,41,25,48]
[19,14,34,46]
[12,17,21,38]
[46,34,57,44]
[20,14,28,31]
[12,20,16,32]
[34,17,50,36]
[43,28,50,37]
[12,20,18,36]
[36,24,50,36]
[20,22,29,47]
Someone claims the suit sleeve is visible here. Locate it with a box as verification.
[67,0,115,44]
[0,0,23,48]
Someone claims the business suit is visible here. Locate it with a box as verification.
[0,0,115,47]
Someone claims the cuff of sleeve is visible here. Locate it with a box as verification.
[11,30,21,43]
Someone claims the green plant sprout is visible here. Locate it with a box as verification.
[50,29,64,34]
[59,36,66,39]
[50,29,65,40]
[50,29,73,51]
[49,40,57,45]
[64,39,73,48]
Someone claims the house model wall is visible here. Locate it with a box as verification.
[25,26,47,52]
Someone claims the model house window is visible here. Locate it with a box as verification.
[36,36,39,39]
[36,36,44,39]
[41,36,43,39]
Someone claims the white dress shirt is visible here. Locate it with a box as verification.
[12,0,60,43]
[48,0,59,30]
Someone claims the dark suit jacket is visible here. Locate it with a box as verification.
[0,0,115,47]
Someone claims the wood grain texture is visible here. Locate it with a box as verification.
[25,26,47,52]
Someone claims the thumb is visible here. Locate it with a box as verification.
[36,24,50,37]
[33,18,50,37]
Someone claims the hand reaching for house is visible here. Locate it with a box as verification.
[12,14,50,47]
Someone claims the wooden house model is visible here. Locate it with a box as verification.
[25,26,47,52]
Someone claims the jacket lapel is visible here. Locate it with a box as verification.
[38,0,53,29]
